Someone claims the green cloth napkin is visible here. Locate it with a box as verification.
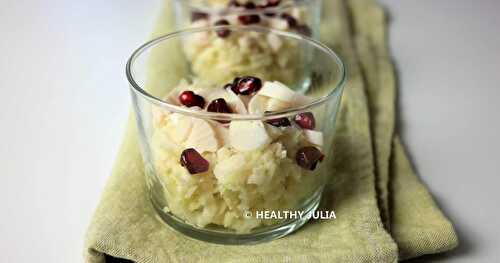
[84,0,458,262]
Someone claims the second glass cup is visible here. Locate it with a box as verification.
[127,25,345,244]
[173,0,322,85]
[173,0,322,37]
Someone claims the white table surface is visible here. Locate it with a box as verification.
[1,0,499,262]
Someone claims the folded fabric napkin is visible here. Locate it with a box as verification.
[85,0,458,262]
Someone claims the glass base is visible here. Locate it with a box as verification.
[151,189,322,245]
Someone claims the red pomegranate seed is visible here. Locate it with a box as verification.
[266,117,291,127]
[294,112,316,129]
[180,148,209,174]
[214,19,231,38]
[295,146,324,171]
[207,98,233,114]
[191,11,208,22]
[266,0,281,7]
[280,13,298,28]
[232,76,262,95]
[179,90,206,108]
[235,2,260,25]
[238,14,261,25]
[295,24,312,36]
[207,98,233,123]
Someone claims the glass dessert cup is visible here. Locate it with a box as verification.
[173,0,322,85]
[126,25,346,244]
[173,0,322,37]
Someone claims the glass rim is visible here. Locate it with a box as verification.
[126,25,347,121]
[173,0,321,16]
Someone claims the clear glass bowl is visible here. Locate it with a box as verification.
[126,25,346,244]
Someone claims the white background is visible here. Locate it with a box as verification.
[1,0,499,262]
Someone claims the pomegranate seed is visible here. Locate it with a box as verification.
[191,11,208,22]
[207,98,233,123]
[207,98,233,114]
[179,90,205,108]
[295,24,312,36]
[295,146,324,171]
[294,112,315,129]
[232,76,262,95]
[238,14,261,25]
[266,117,291,127]
[264,111,291,127]
[280,13,298,28]
[214,19,231,38]
[180,148,209,174]
[266,0,281,7]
